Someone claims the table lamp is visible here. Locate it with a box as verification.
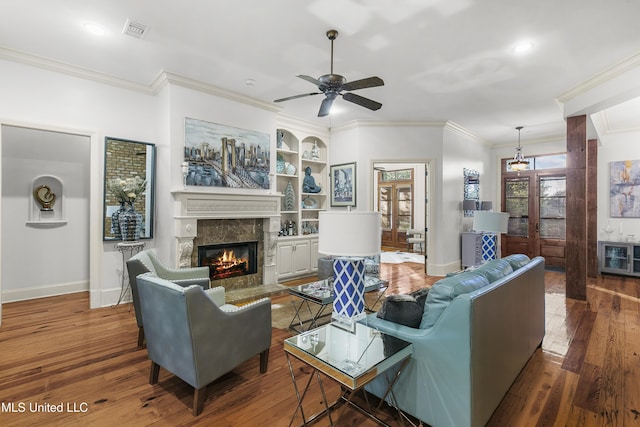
[318,211,381,331]
[472,211,509,261]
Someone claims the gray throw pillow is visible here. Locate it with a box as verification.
[410,287,430,311]
[377,294,423,328]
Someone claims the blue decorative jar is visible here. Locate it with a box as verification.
[118,203,143,241]
[111,202,125,238]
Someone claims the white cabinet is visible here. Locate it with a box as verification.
[277,236,318,280]
[275,120,329,282]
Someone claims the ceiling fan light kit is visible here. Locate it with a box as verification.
[274,29,384,117]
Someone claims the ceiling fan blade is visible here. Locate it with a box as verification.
[274,92,321,103]
[318,96,336,117]
[297,74,324,87]
[342,92,382,111]
[341,76,384,91]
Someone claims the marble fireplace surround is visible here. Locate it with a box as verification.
[172,191,285,301]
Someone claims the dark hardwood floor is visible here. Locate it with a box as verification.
[0,261,639,426]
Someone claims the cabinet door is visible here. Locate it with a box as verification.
[601,243,630,273]
[277,242,294,277]
[309,238,319,272]
[292,241,311,275]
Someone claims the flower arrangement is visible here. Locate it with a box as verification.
[107,176,147,204]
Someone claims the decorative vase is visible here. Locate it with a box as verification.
[119,203,143,241]
[284,181,295,211]
[111,202,125,239]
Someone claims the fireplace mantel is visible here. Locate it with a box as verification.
[172,191,280,220]
[171,190,281,286]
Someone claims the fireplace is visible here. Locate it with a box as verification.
[172,191,281,292]
[198,241,258,281]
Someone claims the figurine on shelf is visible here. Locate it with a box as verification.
[311,141,320,160]
[303,167,321,193]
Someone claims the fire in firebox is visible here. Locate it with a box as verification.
[210,249,248,279]
[198,241,258,281]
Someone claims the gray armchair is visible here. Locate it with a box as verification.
[136,274,272,416]
[126,249,211,346]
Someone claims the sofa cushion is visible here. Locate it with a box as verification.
[377,294,423,328]
[503,254,531,270]
[474,259,513,283]
[420,271,489,329]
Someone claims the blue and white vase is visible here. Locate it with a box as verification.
[111,202,125,239]
[119,203,143,241]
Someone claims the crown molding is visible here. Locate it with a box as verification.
[0,46,152,94]
[330,119,449,132]
[443,121,488,145]
[490,134,566,149]
[0,47,282,113]
[153,71,280,112]
[276,114,330,137]
[556,50,640,104]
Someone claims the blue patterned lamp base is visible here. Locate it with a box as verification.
[481,233,497,261]
[332,257,366,331]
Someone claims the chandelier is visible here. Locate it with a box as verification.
[508,126,529,172]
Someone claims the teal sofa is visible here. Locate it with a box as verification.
[362,255,545,427]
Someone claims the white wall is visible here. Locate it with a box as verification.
[1,126,90,301]
[0,59,160,308]
[160,84,279,264]
[597,129,640,241]
[330,122,493,275]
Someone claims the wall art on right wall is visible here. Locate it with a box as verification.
[610,159,640,217]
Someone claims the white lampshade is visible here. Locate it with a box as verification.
[472,211,509,233]
[318,211,381,257]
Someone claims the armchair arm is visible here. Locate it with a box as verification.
[172,277,211,289]
[204,286,226,306]
[155,264,210,282]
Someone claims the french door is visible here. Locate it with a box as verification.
[378,171,414,249]
[502,172,566,267]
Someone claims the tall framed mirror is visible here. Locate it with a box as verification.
[103,137,156,240]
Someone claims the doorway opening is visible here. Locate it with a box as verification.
[372,161,429,272]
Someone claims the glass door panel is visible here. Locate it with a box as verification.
[505,178,529,237]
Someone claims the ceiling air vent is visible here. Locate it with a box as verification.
[122,19,148,39]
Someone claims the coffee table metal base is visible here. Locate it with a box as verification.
[288,298,332,333]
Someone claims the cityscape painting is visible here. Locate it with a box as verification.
[184,117,270,189]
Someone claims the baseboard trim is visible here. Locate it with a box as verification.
[2,281,89,303]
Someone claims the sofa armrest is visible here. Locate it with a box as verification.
[360,314,429,342]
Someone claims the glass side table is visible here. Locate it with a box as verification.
[284,322,412,426]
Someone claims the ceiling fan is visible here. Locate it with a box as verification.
[274,29,384,117]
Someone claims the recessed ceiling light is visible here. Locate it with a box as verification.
[83,22,105,36]
[513,41,535,54]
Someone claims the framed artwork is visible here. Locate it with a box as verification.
[183,117,270,189]
[610,160,640,217]
[330,162,356,207]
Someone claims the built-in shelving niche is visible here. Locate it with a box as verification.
[26,175,66,227]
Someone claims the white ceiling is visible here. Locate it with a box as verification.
[1,0,639,145]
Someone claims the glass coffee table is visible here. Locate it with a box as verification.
[288,277,389,333]
[284,322,412,426]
